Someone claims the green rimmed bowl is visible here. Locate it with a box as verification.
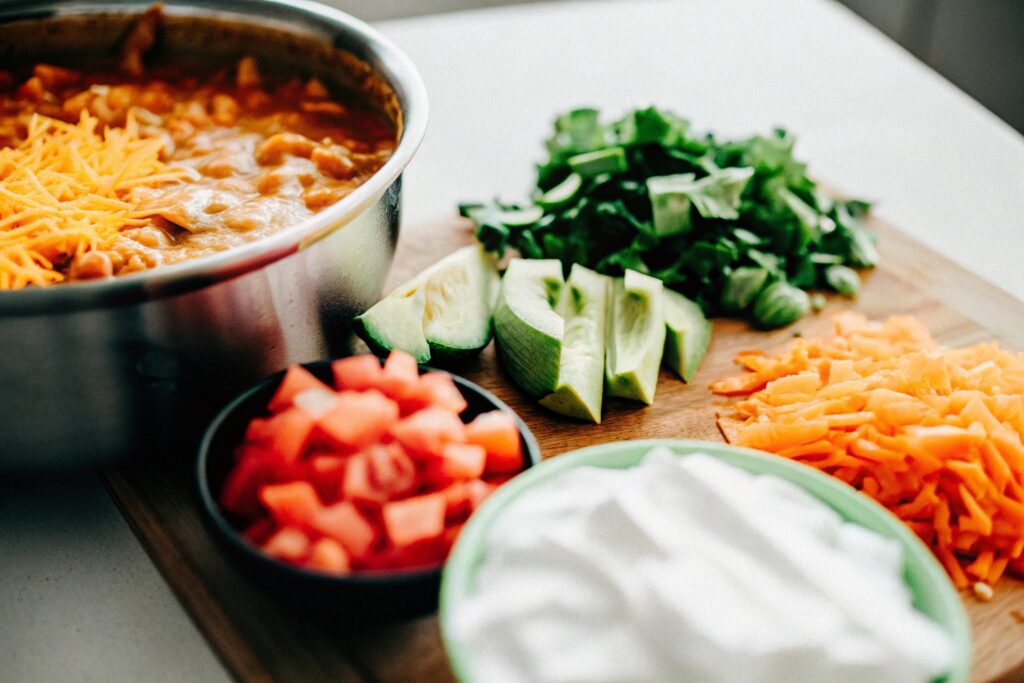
[439,438,971,683]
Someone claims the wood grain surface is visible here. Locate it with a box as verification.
[103,214,1024,683]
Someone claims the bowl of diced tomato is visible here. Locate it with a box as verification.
[196,350,541,619]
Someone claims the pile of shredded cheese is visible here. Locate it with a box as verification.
[0,111,186,289]
[713,313,1024,595]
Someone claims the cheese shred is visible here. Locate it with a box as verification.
[0,111,186,289]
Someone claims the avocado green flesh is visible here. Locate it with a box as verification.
[354,245,498,362]
[493,259,564,397]
[421,246,500,353]
[354,293,430,363]
[663,289,712,383]
[605,269,666,404]
[538,265,609,423]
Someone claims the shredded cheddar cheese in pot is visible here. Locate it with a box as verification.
[0,111,186,289]
[0,3,396,289]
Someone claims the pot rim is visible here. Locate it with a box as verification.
[0,0,428,315]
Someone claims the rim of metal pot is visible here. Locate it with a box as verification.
[0,0,428,315]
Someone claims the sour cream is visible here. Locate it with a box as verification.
[450,448,952,683]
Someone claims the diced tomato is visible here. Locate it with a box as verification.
[268,365,330,413]
[312,501,377,558]
[305,454,347,503]
[418,372,468,414]
[367,443,418,499]
[419,463,455,491]
[332,354,384,392]
[437,481,471,521]
[222,359,526,575]
[265,408,317,463]
[361,540,446,571]
[378,350,421,402]
[221,448,281,519]
[259,481,322,528]
[357,551,391,571]
[390,406,466,459]
[244,417,274,444]
[397,370,466,416]
[466,411,523,474]
[382,492,447,549]
[292,387,338,418]
[307,538,351,574]
[262,526,310,563]
[439,442,487,480]
[464,479,496,510]
[317,390,399,449]
[241,518,276,545]
[341,451,386,504]
[389,539,448,569]
[1010,558,1024,578]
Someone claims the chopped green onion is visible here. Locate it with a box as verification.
[568,147,627,177]
[685,167,754,221]
[537,173,583,211]
[753,281,810,329]
[721,267,770,312]
[809,253,845,265]
[469,205,543,228]
[617,106,689,146]
[779,187,822,247]
[647,173,695,236]
[463,106,875,328]
[825,264,861,297]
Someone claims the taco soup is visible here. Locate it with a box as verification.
[0,6,396,289]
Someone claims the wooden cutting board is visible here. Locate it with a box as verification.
[103,214,1024,683]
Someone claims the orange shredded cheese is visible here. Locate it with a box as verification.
[0,111,186,289]
[713,312,1024,592]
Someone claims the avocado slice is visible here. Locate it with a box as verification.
[354,292,430,362]
[663,289,711,383]
[493,259,565,397]
[354,245,499,363]
[605,269,666,404]
[538,264,610,423]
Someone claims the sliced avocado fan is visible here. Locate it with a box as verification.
[354,245,500,363]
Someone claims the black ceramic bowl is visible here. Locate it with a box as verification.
[196,358,541,621]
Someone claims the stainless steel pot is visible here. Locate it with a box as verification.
[0,0,428,470]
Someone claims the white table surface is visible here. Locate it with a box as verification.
[2,1,1021,681]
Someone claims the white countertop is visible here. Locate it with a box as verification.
[2,1,1021,680]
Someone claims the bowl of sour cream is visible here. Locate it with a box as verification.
[439,439,970,683]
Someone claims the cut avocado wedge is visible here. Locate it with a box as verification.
[493,259,565,397]
[538,264,610,423]
[354,245,499,363]
[605,269,666,404]
[354,292,430,362]
[663,289,711,382]
[495,260,609,422]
